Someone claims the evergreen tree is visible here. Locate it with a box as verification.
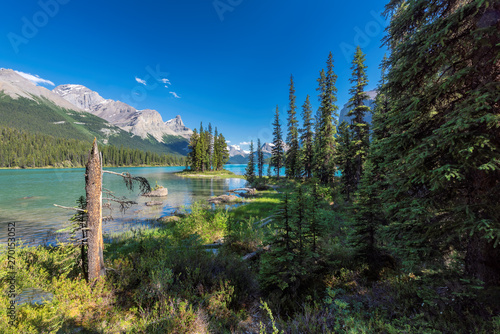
[380,0,500,284]
[271,105,285,179]
[313,53,339,184]
[207,123,213,170]
[285,75,301,178]
[299,95,314,178]
[346,46,370,188]
[336,121,356,202]
[257,138,264,178]
[188,128,199,170]
[245,140,256,184]
[350,57,390,270]
[213,127,219,170]
[216,133,230,170]
[260,193,299,302]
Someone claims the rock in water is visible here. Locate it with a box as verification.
[145,201,163,206]
[143,186,168,197]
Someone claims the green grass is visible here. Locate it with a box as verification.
[2,180,499,333]
[228,190,281,222]
[175,169,246,179]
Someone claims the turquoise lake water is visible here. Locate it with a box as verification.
[0,164,265,245]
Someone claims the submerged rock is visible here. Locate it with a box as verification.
[143,186,168,197]
[145,201,163,206]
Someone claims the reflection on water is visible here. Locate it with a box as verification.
[0,165,253,246]
[15,288,54,306]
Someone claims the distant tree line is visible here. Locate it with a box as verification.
[0,126,185,168]
[187,123,229,171]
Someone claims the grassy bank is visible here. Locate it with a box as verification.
[175,169,246,179]
[1,179,499,333]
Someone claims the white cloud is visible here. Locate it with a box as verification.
[135,77,147,85]
[225,140,231,143]
[239,141,251,145]
[230,145,241,150]
[161,78,171,85]
[165,85,169,88]
[15,71,54,86]
[243,150,250,154]
[169,91,181,98]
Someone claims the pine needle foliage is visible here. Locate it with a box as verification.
[285,75,301,179]
[346,46,371,189]
[380,0,500,283]
[313,52,339,184]
[271,105,285,179]
[299,95,314,178]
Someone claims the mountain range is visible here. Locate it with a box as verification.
[227,142,286,164]
[0,68,192,155]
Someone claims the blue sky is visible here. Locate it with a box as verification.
[1,0,389,150]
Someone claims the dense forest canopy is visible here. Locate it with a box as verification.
[0,126,185,168]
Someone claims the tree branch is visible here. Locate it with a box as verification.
[54,204,86,212]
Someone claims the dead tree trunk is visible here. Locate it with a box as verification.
[86,139,105,282]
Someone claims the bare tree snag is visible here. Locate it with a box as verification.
[86,139,105,282]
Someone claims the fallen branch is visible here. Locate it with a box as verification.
[103,170,151,194]
[53,204,86,212]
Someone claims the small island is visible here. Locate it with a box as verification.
[175,169,245,179]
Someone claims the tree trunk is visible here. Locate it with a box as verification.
[465,233,500,286]
[85,140,105,282]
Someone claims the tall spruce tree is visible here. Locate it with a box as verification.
[245,140,256,184]
[336,121,356,202]
[380,0,500,284]
[300,95,314,178]
[213,127,219,170]
[271,105,285,179]
[313,52,339,184]
[215,133,229,170]
[346,46,370,188]
[207,123,213,170]
[285,75,300,178]
[351,55,390,268]
[257,138,264,178]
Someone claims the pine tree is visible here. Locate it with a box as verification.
[313,53,339,184]
[285,75,300,179]
[245,140,256,184]
[351,57,389,270]
[346,46,370,188]
[257,138,264,178]
[380,0,500,284]
[217,133,229,170]
[260,192,300,305]
[271,105,285,179]
[336,121,356,202]
[300,95,314,178]
[188,128,199,170]
[207,123,213,170]
[213,127,219,170]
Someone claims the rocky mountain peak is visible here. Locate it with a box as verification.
[0,69,80,111]
[53,84,193,141]
[53,84,106,112]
